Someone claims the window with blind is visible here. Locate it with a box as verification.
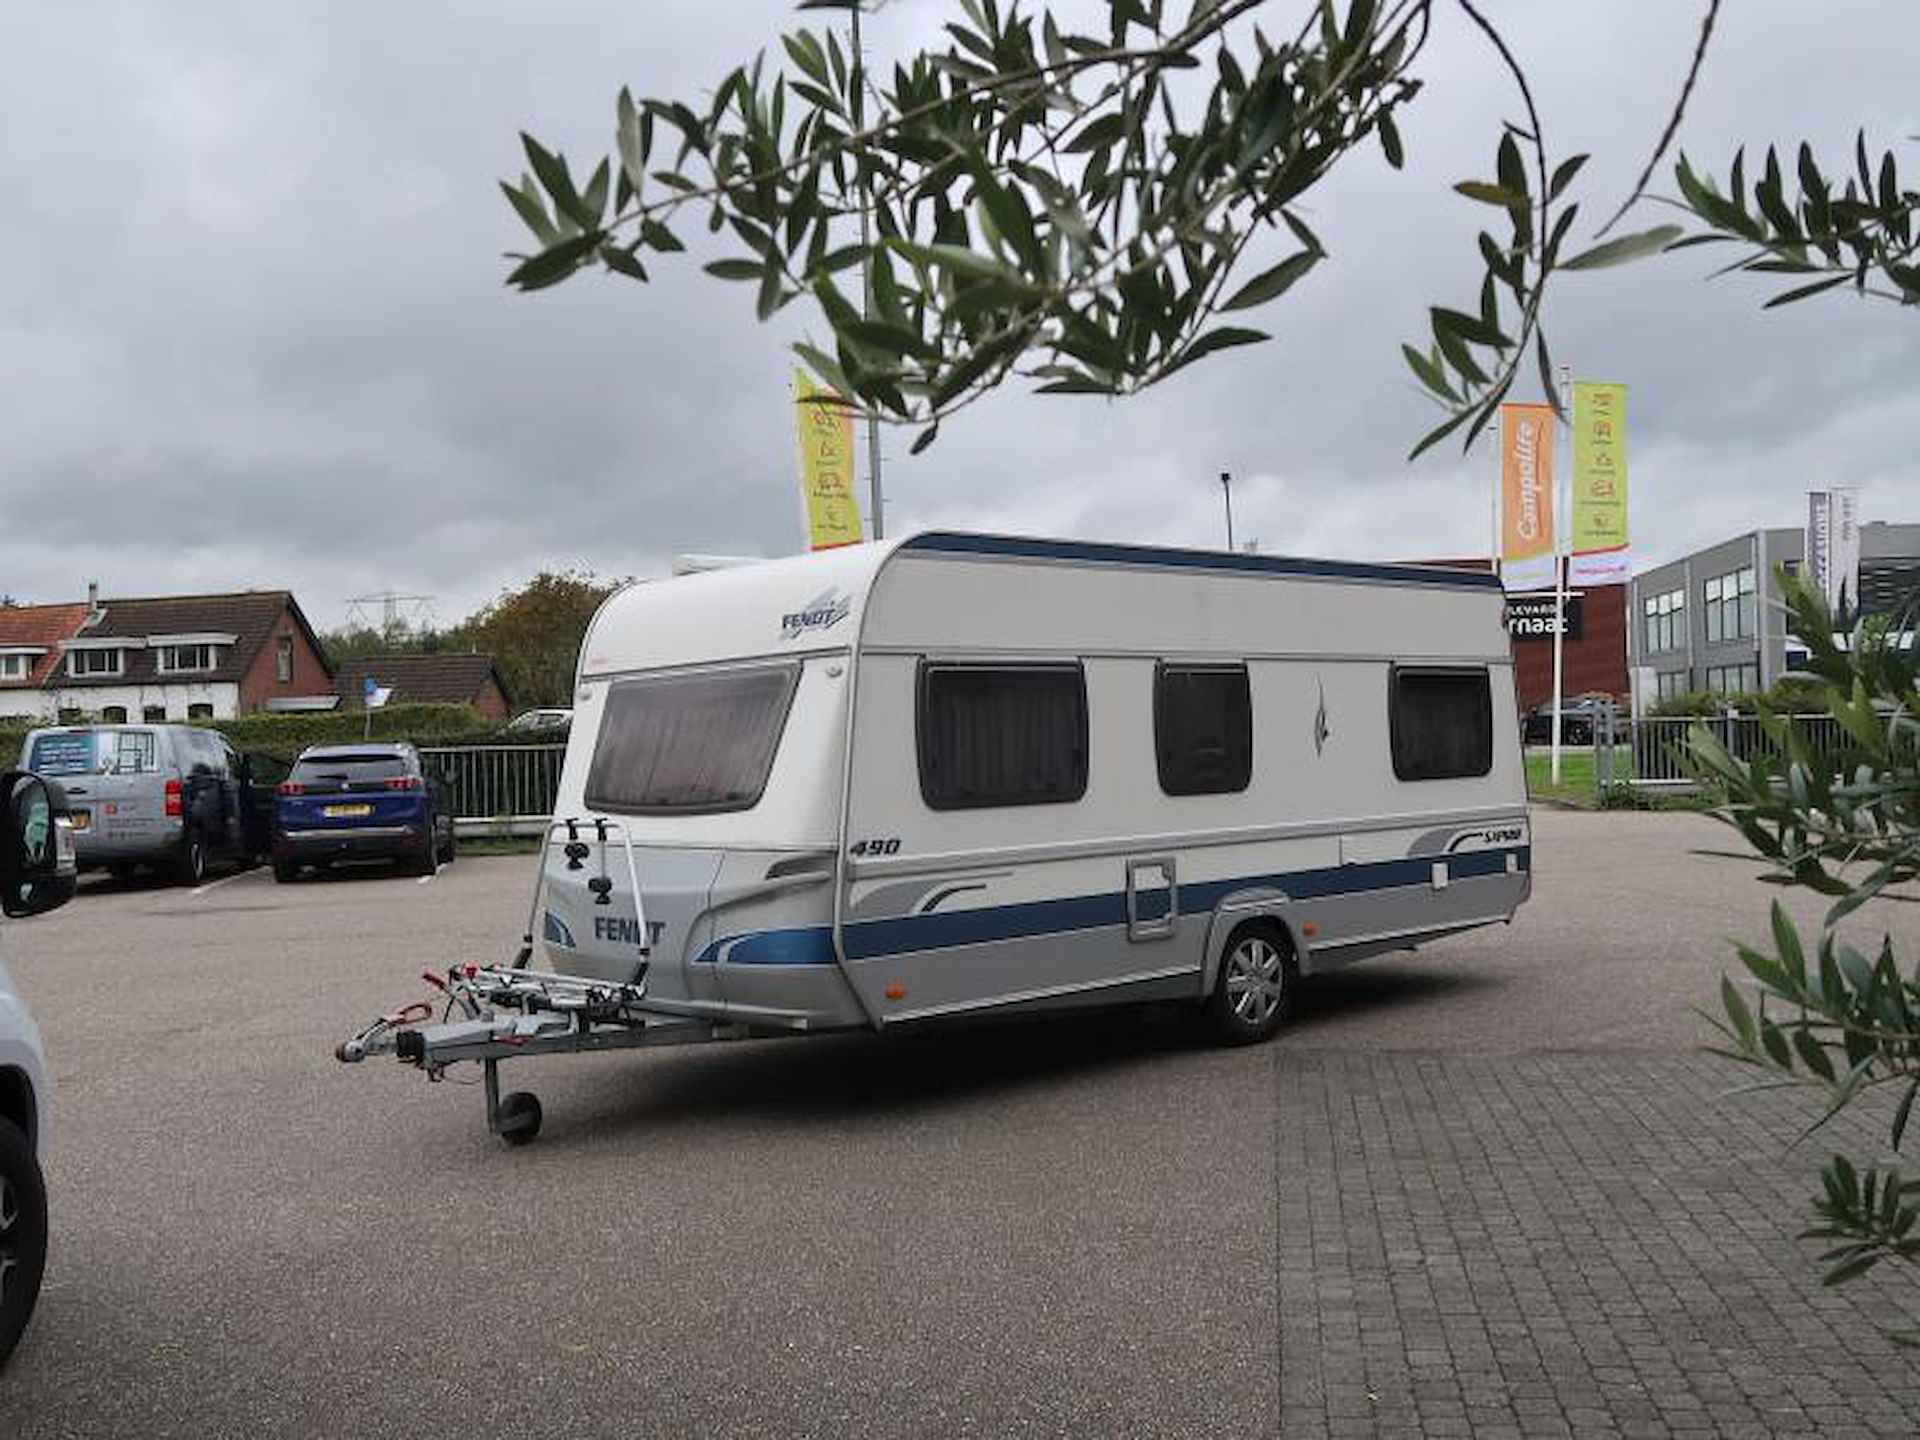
[1389,668,1494,781]
[917,663,1088,810]
[1154,663,1252,796]
[585,664,800,815]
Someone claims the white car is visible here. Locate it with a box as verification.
[504,707,572,733]
[0,769,77,1367]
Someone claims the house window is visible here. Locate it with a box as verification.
[917,663,1089,811]
[1154,663,1252,796]
[187,702,215,721]
[143,705,167,723]
[1389,668,1493,782]
[156,643,218,673]
[277,634,294,683]
[68,647,124,677]
[1642,588,1685,655]
[101,705,128,724]
[1655,671,1691,701]
[1703,567,1756,644]
[0,654,28,680]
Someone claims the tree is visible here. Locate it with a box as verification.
[1691,580,1920,1337]
[445,570,621,709]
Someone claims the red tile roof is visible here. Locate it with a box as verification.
[333,653,512,710]
[0,602,92,689]
[53,591,332,688]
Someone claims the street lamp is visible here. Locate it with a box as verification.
[1220,470,1235,551]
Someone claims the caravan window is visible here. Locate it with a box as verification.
[1390,667,1493,781]
[1155,664,1252,795]
[586,663,800,815]
[917,663,1088,810]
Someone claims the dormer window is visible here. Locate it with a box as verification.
[156,643,218,673]
[0,653,32,680]
[69,647,124,677]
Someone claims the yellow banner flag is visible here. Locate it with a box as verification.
[1569,381,1629,585]
[1499,403,1557,592]
[795,369,863,551]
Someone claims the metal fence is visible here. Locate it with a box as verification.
[418,744,567,835]
[1616,712,1848,789]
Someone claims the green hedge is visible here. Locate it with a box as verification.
[0,703,568,764]
[1646,677,1834,718]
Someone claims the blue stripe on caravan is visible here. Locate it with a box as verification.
[837,846,1528,962]
[695,926,839,966]
[899,532,1504,591]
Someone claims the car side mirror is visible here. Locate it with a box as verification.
[2,770,79,918]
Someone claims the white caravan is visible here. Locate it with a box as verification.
[340,532,1530,1142]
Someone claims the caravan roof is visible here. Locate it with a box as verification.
[578,532,1506,680]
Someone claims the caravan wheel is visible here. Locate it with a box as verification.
[1206,922,1296,1046]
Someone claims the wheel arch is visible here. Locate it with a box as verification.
[1200,888,1308,993]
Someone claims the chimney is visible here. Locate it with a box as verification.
[87,580,98,611]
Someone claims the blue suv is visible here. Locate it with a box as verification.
[271,743,454,882]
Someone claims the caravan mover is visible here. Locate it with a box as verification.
[340,533,1530,1142]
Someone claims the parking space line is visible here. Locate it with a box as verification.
[192,868,264,898]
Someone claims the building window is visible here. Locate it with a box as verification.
[1154,663,1252,796]
[1389,668,1493,781]
[0,654,28,680]
[585,663,801,815]
[101,705,128,724]
[143,705,167,723]
[68,647,124,677]
[1704,663,1760,696]
[187,702,215,721]
[1643,588,1685,655]
[156,643,218,673]
[277,634,294,683]
[918,663,1089,810]
[1655,671,1690,701]
[1704,567,1756,643]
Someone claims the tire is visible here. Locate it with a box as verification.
[272,860,299,884]
[0,1116,48,1369]
[171,830,207,887]
[406,831,437,877]
[495,1091,542,1146]
[437,818,456,866]
[1205,921,1297,1046]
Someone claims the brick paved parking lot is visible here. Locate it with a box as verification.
[1,811,1917,1437]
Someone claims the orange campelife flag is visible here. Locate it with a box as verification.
[1499,403,1557,591]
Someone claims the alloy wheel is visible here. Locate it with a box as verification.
[1224,935,1286,1028]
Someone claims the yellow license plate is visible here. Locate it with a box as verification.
[323,804,373,818]
[70,810,91,831]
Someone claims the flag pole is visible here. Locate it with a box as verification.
[1550,363,1571,785]
[850,2,884,540]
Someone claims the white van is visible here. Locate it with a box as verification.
[533,531,1530,1045]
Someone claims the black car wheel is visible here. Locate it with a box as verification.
[171,830,207,887]
[0,1117,48,1368]
[272,860,300,883]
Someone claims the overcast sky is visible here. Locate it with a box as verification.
[4,1,1917,631]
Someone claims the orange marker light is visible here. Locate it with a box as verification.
[1301,922,1318,938]
[884,983,907,1001]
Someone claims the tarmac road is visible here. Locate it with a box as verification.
[1,813,1917,1437]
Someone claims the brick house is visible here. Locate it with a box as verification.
[0,602,93,721]
[31,587,335,723]
[333,654,514,721]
